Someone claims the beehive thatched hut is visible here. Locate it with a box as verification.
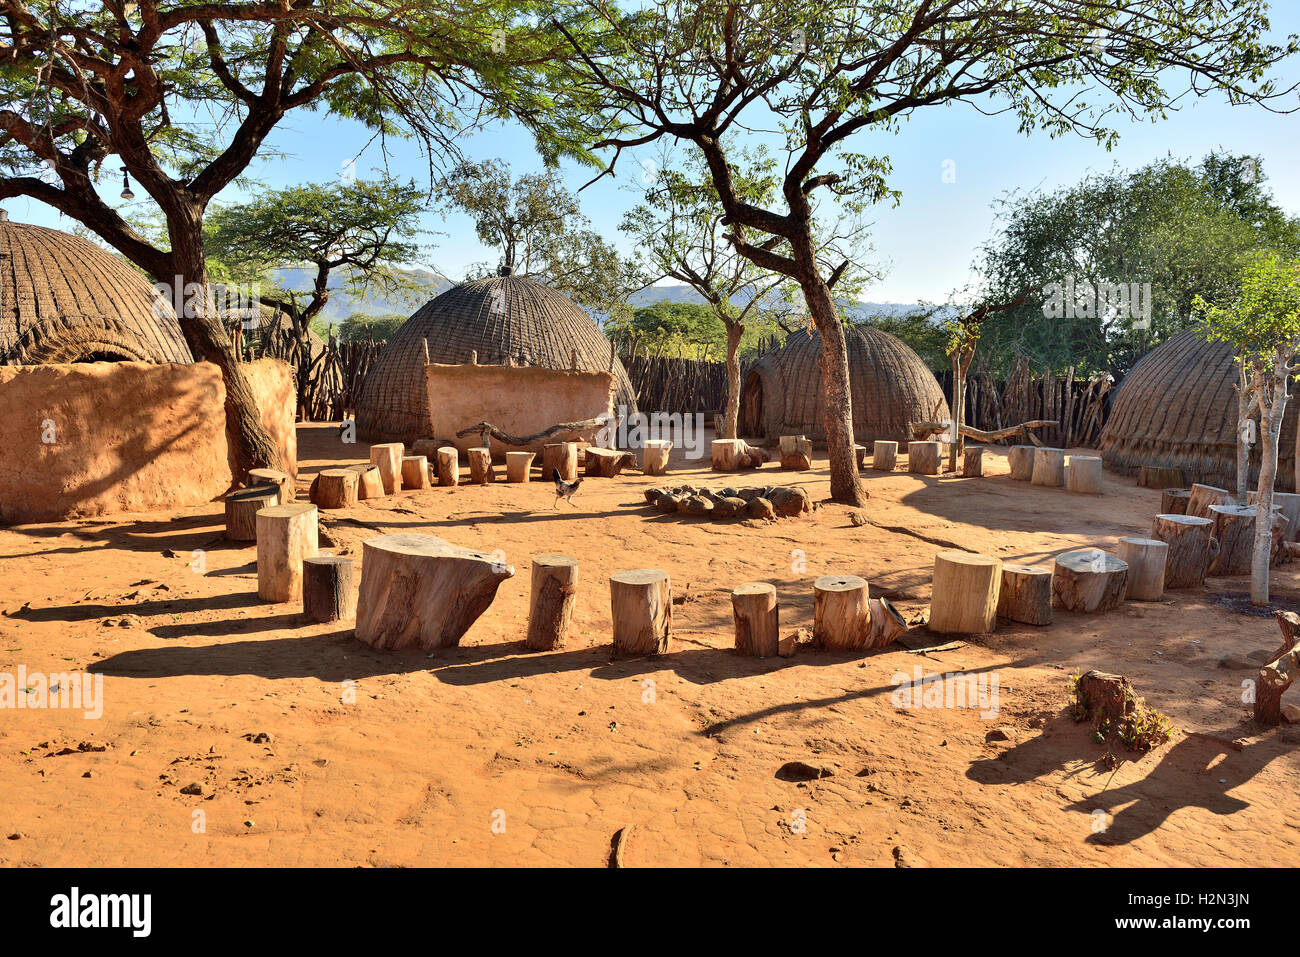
[1100,327,1297,491]
[356,270,636,444]
[739,324,949,444]
[0,211,192,364]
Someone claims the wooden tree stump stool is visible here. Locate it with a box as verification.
[1187,483,1231,518]
[585,447,636,477]
[1053,550,1128,613]
[872,440,898,471]
[732,581,780,657]
[396,454,429,490]
[1066,455,1103,494]
[543,442,580,482]
[256,503,319,602]
[1138,465,1186,489]
[432,448,458,487]
[1031,447,1066,487]
[355,533,515,651]
[812,574,872,650]
[247,467,291,504]
[997,564,1053,625]
[1249,490,1300,542]
[505,451,535,483]
[963,446,984,477]
[347,464,385,500]
[907,441,941,475]
[316,468,359,509]
[641,439,672,476]
[1117,537,1168,601]
[467,447,495,484]
[855,444,868,470]
[781,450,812,471]
[712,438,747,472]
[225,485,279,541]
[1208,504,1262,576]
[369,443,404,494]
[1008,445,1035,481]
[930,551,1001,634]
[867,596,909,647]
[1255,611,1300,725]
[1151,513,1216,588]
[1161,488,1190,514]
[609,569,672,657]
[303,555,356,623]
[525,554,579,651]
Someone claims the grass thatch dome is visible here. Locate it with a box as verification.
[356,272,636,443]
[1101,327,1297,491]
[0,212,192,364]
[740,324,949,444]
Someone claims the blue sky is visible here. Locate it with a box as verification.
[9,8,1300,305]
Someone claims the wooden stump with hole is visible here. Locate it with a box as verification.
[1161,488,1190,515]
[1031,447,1066,487]
[1187,483,1231,518]
[543,442,579,483]
[1052,550,1128,613]
[1008,445,1035,481]
[907,441,941,475]
[812,574,872,650]
[347,463,385,500]
[1066,455,1103,494]
[256,503,319,603]
[1151,513,1216,589]
[525,554,579,651]
[712,438,747,472]
[225,485,279,542]
[369,443,404,494]
[316,468,359,509]
[467,447,494,485]
[1208,504,1261,576]
[609,569,671,657]
[930,551,1002,634]
[732,581,780,658]
[997,563,1053,626]
[872,440,898,471]
[1117,537,1168,601]
[641,439,671,477]
[247,467,291,504]
[433,448,458,487]
[963,446,984,477]
[354,533,514,651]
[585,447,636,477]
[505,451,535,483]
[867,596,908,647]
[1138,465,1186,489]
[1255,611,1300,725]
[303,555,356,623]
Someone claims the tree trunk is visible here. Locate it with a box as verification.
[723,320,743,440]
[1253,372,1288,605]
[802,277,865,505]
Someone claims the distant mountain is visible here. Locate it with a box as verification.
[631,282,954,320]
[271,266,453,322]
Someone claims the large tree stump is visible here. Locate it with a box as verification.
[963,446,984,477]
[432,448,458,487]
[1151,513,1216,588]
[369,443,405,494]
[316,468,359,509]
[1187,483,1231,518]
[609,569,672,657]
[1255,611,1300,725]
[1138,465,1186,489]
[247,467,291,504]
[930,551,1001,634]
[256,503,319,603]
[355,533,515,651]
[1160,488,1190,515]
[907,441,941,475]
[466,447,495,485]
[1031,447,1066,487]
[1066,455,1103,494]
[525,554,579,651]
[225,485,279,542]
[812,574,872,650]
[641,439,672,476]
[347,463,385,500]
[585,447,636,477]
[542,442,579,482]
[867,596,909,647]
[712,438,747,472]
[1117,537,1168,601]
[1208,504,1260,576]
[732,581,780,657]
[1052,550,1128,613]
[872,440,898,471]
[997,563,1053,625]
[1071,670,1170,751]
[1008,445,1035,481]
[1249,490,1300,542]
[506,451,535,483]
[302,555,356,623]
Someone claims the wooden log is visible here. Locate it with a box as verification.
[855,444,868,470]
[1160,488,1190,515]
[1255,611,1300,725]
[907,440,941,475]
[505,451,535,483]
[585,447,636,477]
[247,467,290,504]
[466,447,495,485]
[354,533,515,651]
[1151,513,1216,589]
[641,439,672,476]
[225,485,278,542]
[1248,490,1300,542]
[609,569,672,657]
[543,442,579,482]
[1208,504,1259,576]
[346,463,385,500]
[1137,465,1187,489]
[1066,455,1103,494]
[256,503,319,603]
[525,554,579,651]
[963,446,984,477]
[997,563,1053,626]
[913,419,1058,443]
[1052,550,1128,613]
[1031,447,1066,487]
[316,468,359,509]
[731,581,780,658]
[867,596,908,648]
[1187,483,1232,518]
[1117,537,1168,601]
[302,555,356,623]
[712,438,747,472]
[781,451,812,471]
[1008,445,1035,481]
[872,440,898,471]
[812,574,872,650]
[433,449,458,487]
[930,551,1001,634]
[369,442,405,494]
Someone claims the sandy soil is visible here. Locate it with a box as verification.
[2,423,1298,867]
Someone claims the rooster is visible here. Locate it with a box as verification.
[552,468,582,508]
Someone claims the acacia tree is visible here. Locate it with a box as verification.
[0,0,598,476]
[561,0,1297,505]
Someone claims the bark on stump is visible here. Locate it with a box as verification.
[712,438,747,472]
[316,468,359,509]
[525,554,578,651]
[433,448,458,487]
[225,485,279,542]
[812,574,872,650]
[867,596,909,648]
[1008,445,1035,481]
[732,581,780,658]
[1187,483,1232,518]
[369,443,405,494]
[907,441,941,475]
[1160,488,1190,515]
[543,442,579,482]
[1138,466,1186,489]
[872,440,898,471]
[997,563,1053,626]
[256,503,319,603]
[347,464,385,500]
[930,551,1001,634]
[247,468,291,504]
[585,447,635,477]
[1151,514,1216,589]
[354,533,515,651]
[1255,611,1300,725]
[641,439,671,477]
[1066,455,1103,494]
[1052,550,1128,613]
[467,447,495,485]
[302,555,356,623]
[609,569,672,657]
[1117,537,1168,601]
[506,451,535,483]
[963,446,984,477]
[1031,447,1066,487]
[1208,504,1259,576]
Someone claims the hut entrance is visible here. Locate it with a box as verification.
[740,368,764,437]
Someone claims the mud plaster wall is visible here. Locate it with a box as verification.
[425,363,614,458]
[0,359,296,524]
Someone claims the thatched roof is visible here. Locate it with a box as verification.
[740,324,949,444]
[1100,327,1297,492]
[0,212,192,364]
[356,272,636,443]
